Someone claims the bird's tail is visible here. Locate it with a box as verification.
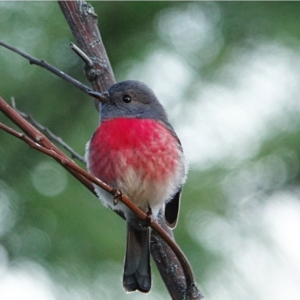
[123,222,151,293]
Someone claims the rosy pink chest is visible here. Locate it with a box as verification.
[88,118,181,188]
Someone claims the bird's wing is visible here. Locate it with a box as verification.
[165,188,182,229]
[157,120,185,229]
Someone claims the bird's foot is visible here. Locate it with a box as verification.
[112,188,122,206]
[143,205,152,227]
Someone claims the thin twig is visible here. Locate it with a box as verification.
[70,43,94,68]
[11,97,85,164]
[0,40,93,96]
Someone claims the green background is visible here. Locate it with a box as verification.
[1,2,300,299]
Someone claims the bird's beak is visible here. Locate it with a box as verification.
[88,90,109,103]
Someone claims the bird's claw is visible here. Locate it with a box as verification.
[112,188,122,206]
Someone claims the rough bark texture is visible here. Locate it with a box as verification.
[59,1,115,110]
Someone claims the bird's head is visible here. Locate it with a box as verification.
[88,80,168,122]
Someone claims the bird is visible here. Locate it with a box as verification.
[85,80,186,293]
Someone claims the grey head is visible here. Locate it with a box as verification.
[89,80,169,124]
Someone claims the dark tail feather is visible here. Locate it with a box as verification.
[123,222,151,293]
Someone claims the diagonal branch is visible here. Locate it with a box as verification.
[0,97,201,299]
[0,40,92,96]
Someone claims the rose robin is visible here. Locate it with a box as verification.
[86,80,186,293]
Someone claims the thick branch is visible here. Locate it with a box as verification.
[58,1,115,94]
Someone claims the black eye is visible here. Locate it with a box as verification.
[122,95,131,103]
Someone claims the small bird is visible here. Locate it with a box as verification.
[86,80,186,293]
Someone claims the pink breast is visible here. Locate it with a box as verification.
[88,118,181,187]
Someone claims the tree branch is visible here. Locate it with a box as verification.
[58,0,116,94]
[0,96,202,299]
[0,40,92,96]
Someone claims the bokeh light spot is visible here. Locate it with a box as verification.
[31,161,68,197]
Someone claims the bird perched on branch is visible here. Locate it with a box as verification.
[86,80,186,293]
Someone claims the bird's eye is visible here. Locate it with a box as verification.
[122,95,131,103]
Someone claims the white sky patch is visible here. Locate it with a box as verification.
[186,190,300,300]
[0,257,168,300]
[264,193,300,269]
[0,260,56,300]
[156,2,222,62]
[178,44,300,169]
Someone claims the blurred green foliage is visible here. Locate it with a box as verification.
[1,2,300,299]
